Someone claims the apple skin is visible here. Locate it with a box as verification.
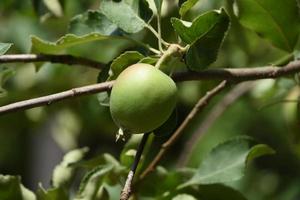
[109,63,177,134]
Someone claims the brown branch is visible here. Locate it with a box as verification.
[176,81,255,167]
[172,60,300,82]
[139,80,228,179]
[120,133,150,200]
[0,54,104,69]
[0,60,300,115]
[0,81,114,115]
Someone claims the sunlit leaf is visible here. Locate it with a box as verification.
[52,147,89,188]
[99,0,152,33]
[172,194,196,200]
[0,43,12,55]
[30,33,126,54]
[76,154,125,199]
[69,10,119,36]
[0,175,36,200]
[37,185,68,200]
[43,0,63,17]
[179,0,199,17]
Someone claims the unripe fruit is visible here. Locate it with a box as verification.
[110,63,177,133]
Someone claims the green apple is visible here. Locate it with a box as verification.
[110,63,177,133]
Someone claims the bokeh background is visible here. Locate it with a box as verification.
[0,1,299,199]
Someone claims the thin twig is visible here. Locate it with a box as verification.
[1,60,300,115]
[0,54,104,69]
[0,81,114,115]
[120,133,150,200]
[139,81,228,179]
[173,60,300,82]
[176,81,255,167]
[156,9,163,52]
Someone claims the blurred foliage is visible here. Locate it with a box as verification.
[0,0,300,199]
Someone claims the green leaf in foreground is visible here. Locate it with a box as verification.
[99,0,151,33]
[236,0,300,52]
[30,33,126,54]
[178,137,275,188]
[76,154,125,200]
[171,9,230,70]
[179,0,199,17]
[52,147,89,188]
[172,10,225,44]
[43,0,63,17]
[37,185,68,200]
[108,51,145,80]
[0,43,12,55]
[172,194,197,200]
[195,184,248,200]
[0,175,36,200]
[69,10,118,36]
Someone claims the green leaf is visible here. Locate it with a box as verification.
[154,0,163,14]
[37,185,68,200]
[0,43,12,55]
[138,56,158,65]
[97,65,111,107]
[43,0,63,17]
[76,154,125,199]
[69,10,119,36]
[108,51,145,80]
[172,10,225,44]
[171,9,230,70]
[178,137,275,188]
[179,0,199,17]
[52,147,89,188]
[0,67,15,98]
[186,9,229,70]
[73,153,121,170]
[0,175,36,200]
[120,134,143,167]
[172,194,197,200]
[194,184,248,200]
[30,33,126,54]
[99,0,152,33]
[297,95,300,123]
[76,165,114,200]
[236,0,300,52]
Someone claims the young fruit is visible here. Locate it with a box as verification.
[109,63,177,134]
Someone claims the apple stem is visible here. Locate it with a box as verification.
[155,44,186,69]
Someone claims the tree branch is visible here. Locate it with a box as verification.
[139,81,228,179]
[0,54,104,69]
[120,133,150,200]
[1,60,300,115]
[172,60,300,82]
[0,81,114,115]
[176,81,255,167]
